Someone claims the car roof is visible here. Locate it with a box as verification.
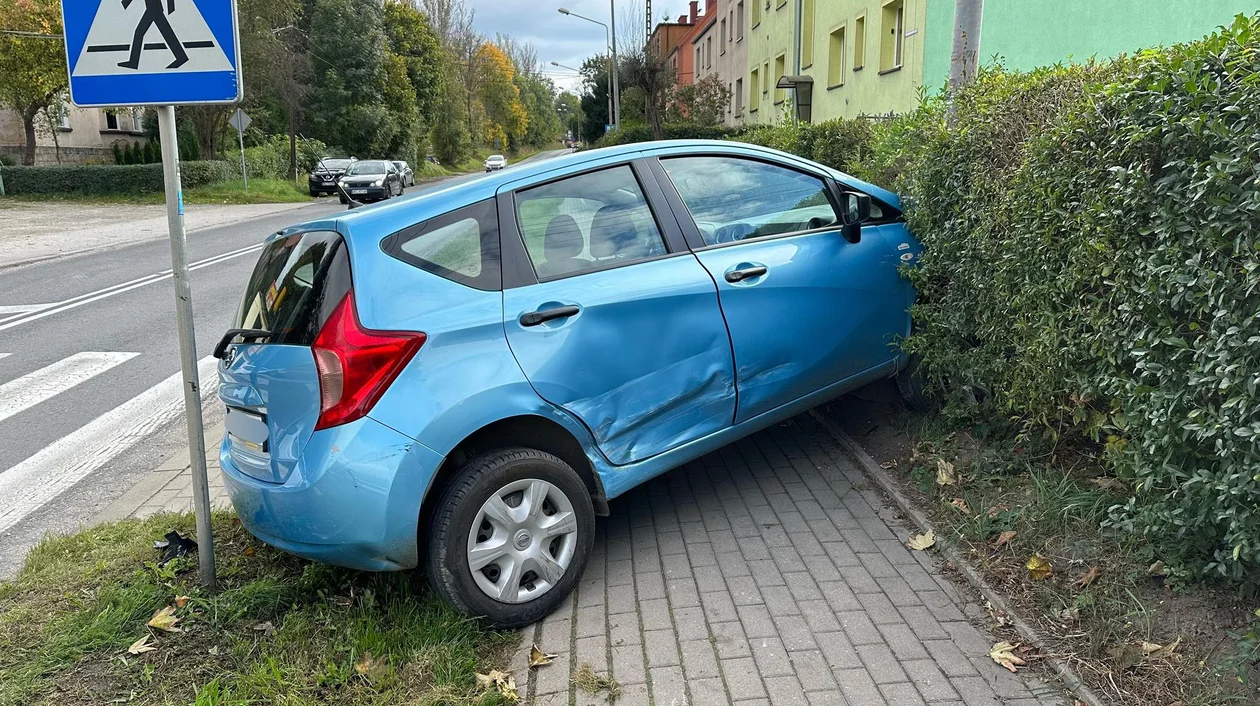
[307,140,900,245]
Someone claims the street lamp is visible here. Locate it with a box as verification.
[558,5,620,130]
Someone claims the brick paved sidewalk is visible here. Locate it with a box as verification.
[511,415,1068,706]
[94,420,231,523]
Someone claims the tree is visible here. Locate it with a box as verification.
[554,91,584,141]
[0,0,66,164]
[429,55,470,163]
[668,73,732,126]
[476,43,527,149]
[307,0,395,157]
[579,55,612,144]
[238,0,309,177]
[621,44,674,139]
[384,0,442,126]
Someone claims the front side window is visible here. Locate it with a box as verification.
[662,156,839,246]
[385,198,500,290]
[515,165,667,279]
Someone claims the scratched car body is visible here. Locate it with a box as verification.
[215,139,922,627]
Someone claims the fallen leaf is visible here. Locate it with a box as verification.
[243,546,256,557]
[1090,477,1125,491]
[530,644,557,668]
[1165,637,1182,656]
[1148,560,1167,576]
[476,670,519,703]
[987,504,1010,519]
[146,606,181,633]
[935,458,956,486]
[127,635,157,655]
[907,530,936,551]
[879,459,898,470]
[1076,566,1102,588]
[355,652,388,682]
[949,498,970,514]
[1109,643,1142,671]
[994,530,1017,548]
[1026,555,1052,580]
[1058,607,1080,622]
[1139,641,1162,656]
[208,645,219,656]
[173,595,190,608]
[989,642,1026,673]
[252,621,275,636]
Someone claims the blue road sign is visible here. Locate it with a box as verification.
[61,0,242,107]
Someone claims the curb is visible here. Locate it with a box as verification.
[93,469,183,524]
[809,409,1111,706]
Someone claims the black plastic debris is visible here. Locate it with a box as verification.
[154,530,198,565]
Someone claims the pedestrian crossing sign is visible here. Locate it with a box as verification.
[61,0,242,107]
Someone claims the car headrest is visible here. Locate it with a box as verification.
[589,205,638,258]
[543,214,584,261]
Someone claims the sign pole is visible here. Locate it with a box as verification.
[236,120,247,190]
[157,105,217,588]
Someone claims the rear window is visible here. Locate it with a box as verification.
[382,197,501,290]
[235,230,351,344]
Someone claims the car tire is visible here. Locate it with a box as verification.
[426,447,594,629]
[895,353,934,412]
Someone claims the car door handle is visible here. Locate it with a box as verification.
[519,305,580,327]
[725,266,767,283]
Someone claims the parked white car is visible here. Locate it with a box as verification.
[484,154,507,171]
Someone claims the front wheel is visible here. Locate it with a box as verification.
[426,448,594,628]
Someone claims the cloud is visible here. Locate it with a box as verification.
[467,0,624,93]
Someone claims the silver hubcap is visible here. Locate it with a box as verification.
[467,478,578,604]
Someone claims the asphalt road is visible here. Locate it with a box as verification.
[0,149,569,578]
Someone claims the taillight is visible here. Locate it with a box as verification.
[311,290,425,430]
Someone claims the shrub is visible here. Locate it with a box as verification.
[593,122,739,148]
[894,14,1260,583]
[1,161,234,195]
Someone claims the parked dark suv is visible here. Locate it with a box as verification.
[308,158,355,197]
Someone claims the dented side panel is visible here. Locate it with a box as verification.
[503,255,736,466]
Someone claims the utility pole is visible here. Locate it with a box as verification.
[610,0,621,130]
[947,0,983,122]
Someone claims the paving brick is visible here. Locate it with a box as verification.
[945,676,1001,706]
[762,584,802,617]
[722,656,768,700]
[879,682,927,706]
[897,606,950,640]
[612,642,647,684]
[805,690,850,706]
[672,604,709,641]
[856,592,902,626]
[576,634,608,671]
[751,636,795,678]
[688,542,719,567]
[718,550,753,577]
[814,631,863,670]
[856,642,909,685]
[773,614,819,651]
[797,599,842,633]
[638,598,672,632]
[817,580,860,613]
[711,620,752,659]
[922,639,979,677]
[660,551,693,579]
[727,575,764,606]
[836,611,884,646]
[643,629,681,668]
[750,559,787,587]
[607,581,637,615]
[635,571,666,601]
[876,624,929,661]
[690,676,730,706]
[648,665,686,706]
[765,675,809,706]
[788,649,839,692]
[680,638,721,679]
[835,668,886,706]
[821,541,861,567]
[606,559,634,586]
[576,604,605,638]
[693,563,726,591]
[666,577,702,608]
[609,615,641,647]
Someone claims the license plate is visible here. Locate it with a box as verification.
[322,181,333,186]
[351,189,367,195]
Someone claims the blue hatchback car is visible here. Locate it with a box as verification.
[216,140,921,627]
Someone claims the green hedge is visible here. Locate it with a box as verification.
[885,14,1260,583]
[593,123,739,147]
[0,161,235,195]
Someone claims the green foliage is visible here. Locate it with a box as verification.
[667,74,733,127]
[594,123,739,148]
[1,161,235,195]
[0,0,67,164]
[885,14,1260,583]
[112,144,124,166]
[579,55,612,144]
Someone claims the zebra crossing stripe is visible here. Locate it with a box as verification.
[0,352,140,425]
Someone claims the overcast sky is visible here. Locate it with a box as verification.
[468,0,663,94]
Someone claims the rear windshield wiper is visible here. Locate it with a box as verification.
[213,328,273,359]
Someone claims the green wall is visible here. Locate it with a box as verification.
[923,0,1260,94]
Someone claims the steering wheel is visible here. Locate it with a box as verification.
[714,223,755,244]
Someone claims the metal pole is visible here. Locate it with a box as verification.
[157,105,216,588]
[236,123,247,190]
[604,0,614,129]
[604,25,613,132]
[0,166,5,197]
[947,0,983,122]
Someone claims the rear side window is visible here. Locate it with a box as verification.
[236,230,351,345]
[383,198,501,290]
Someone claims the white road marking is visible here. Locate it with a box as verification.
[0,356,219,535]
[0,352,140,425]
[0,354,9,361]
[0,304,53,315]
[0,243,264,334]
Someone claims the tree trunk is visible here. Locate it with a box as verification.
[21,108,38,165]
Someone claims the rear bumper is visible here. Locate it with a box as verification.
[220,416,443,571]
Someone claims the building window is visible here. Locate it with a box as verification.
[735,78,744,115]
[776,0,786,9]
[749,69,759,111]
[827,25,846,88]
[721,19,727,53]
[53,93,71,129]
[880,0,904,72]
[801,0,815,68]
[751,0,760,28]
[853,15,866,70]
[737,2,745,38]
[773,54,786,103]
[707,37,713,67]
[105,111,119,130]
[697,46,702,74]
[762,61,770,93]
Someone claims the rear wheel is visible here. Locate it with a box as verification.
[895,353,933,412]
[426,448,594,628]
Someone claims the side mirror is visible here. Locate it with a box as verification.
[837,191,871,244]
